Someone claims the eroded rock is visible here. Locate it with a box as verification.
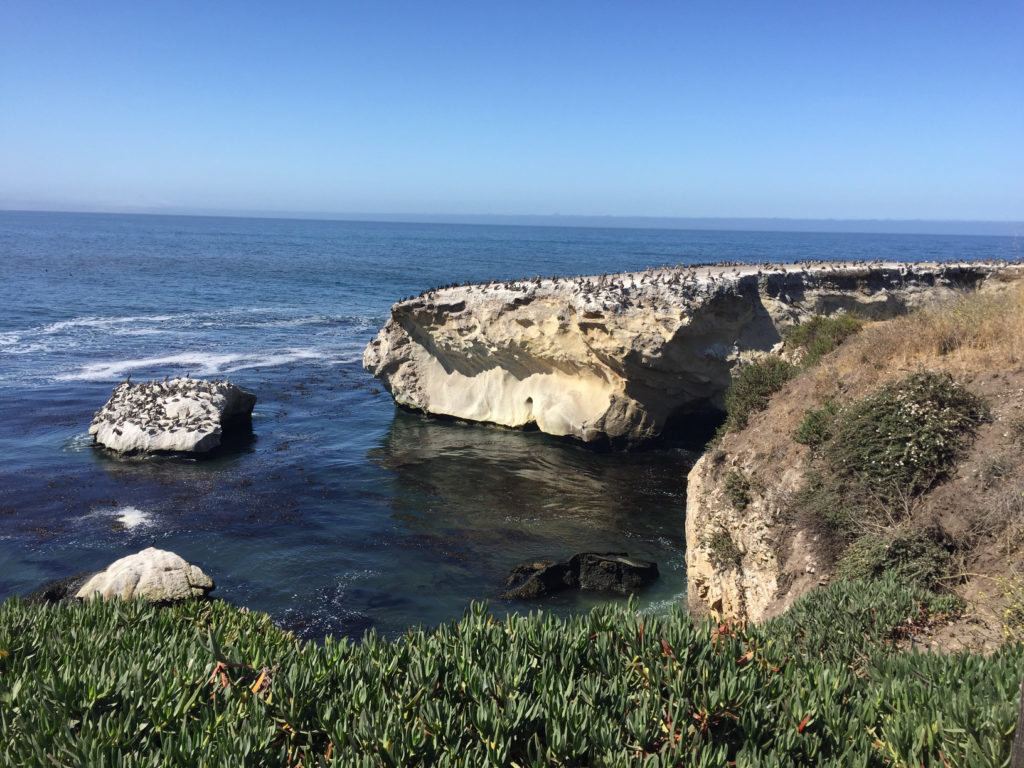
[89,377,256,454]
[365,262,1014,444]
[75,547,214,602]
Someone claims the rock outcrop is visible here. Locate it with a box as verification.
[365,262,1011,444]
[90,377,256,454]
[75,547,214,602]
[684,451,809,623]
[502,552,658,599]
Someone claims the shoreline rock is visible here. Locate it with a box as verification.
[24,548,215,605]
[75,547,215,603]
[89,377,256,454]
[502,552,659,599]
[365,261,1020,445]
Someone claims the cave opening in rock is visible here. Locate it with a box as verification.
[657,404,725,453]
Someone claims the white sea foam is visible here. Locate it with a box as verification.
[113,328,167,337]
[56,348,327,381]
[40,314,177,334]
[114,506,151,529]
[643,592,688,615]
[4,342,52,355]
[9,310,373,340]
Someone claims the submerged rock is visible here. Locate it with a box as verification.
[75,547,214,603]
[89,377,256,454]
[502,552,658,599]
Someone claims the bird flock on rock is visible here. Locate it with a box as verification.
[387,259,1015,314]
[90,376,233,438]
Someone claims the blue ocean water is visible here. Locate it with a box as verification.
[0,211,1019,638]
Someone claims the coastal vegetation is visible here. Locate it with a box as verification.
[1,579,1020,767]
[717,357,796,436]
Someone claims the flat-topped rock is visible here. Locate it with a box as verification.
[89,377,256,454]
[75,547,214,602]
[366,261,1022,444]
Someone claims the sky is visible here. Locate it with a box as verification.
[1,1,1022,224]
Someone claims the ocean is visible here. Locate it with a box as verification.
[0,210,1019,639]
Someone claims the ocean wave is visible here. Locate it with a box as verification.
[3,342,53,355]
[4,310,377,339]
[55,348,336,381]
[40,314,177,334]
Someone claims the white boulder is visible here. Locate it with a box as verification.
[75,547,214,602]
[89,377,256,454]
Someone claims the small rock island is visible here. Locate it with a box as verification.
[90,377,256,454]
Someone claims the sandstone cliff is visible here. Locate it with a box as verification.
[365,262,1006,445]
[685,270,1024,637]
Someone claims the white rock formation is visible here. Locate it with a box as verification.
[365,262,1016,444]
[89,377,256,454]
[75,547,214,602]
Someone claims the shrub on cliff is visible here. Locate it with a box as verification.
[718,357,796,436]
[784,313,863,366]
[835,530,954,591]
[717,315,862,439]
[824,371,989,512]
[1,580,1020,767]
[798,372,989,534]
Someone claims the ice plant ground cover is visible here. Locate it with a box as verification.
[1,578,1020,767]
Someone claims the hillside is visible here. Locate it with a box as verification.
[686,269,1024,652]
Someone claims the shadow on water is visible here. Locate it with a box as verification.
[87,426,258,476]
[366,408,714,619]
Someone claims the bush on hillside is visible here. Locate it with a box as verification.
[723,469,752,510]
[824,371,989,508]
[718,357,796,436]
[784,314,863,366]
[835,530,954,591]
[794,399,839,448]
[797,371,989,539]
[715,315,861,439]
[703,527,743,569]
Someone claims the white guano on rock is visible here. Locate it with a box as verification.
[365,262,1011,444]
[75,547,214,602]
[89,377,256,454]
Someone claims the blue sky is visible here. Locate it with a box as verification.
[1,1,1022,222]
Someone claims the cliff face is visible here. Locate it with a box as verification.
[685,440,819,624]
[365,262,1002,444]
[686,269,1024,627]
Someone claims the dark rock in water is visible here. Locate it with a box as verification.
[574,552,659,593]
[23,571,97,604]
[502,561,575,599]
[502,552,658,599]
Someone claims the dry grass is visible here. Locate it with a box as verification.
[853,279,1024,375]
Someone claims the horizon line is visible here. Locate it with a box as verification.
[2,206,1022,237]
